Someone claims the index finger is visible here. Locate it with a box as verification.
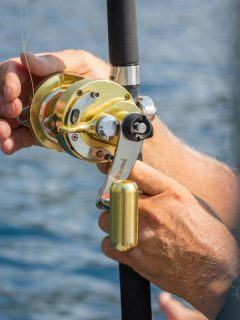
[129,161,176,196]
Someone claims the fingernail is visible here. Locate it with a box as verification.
[160,292,171,305]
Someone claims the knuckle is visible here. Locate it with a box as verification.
[139,197,152,213]
[63,49,79,56]
[127,247,142,261]
[139,197,157,221]
[126,247,144,271]
[166,184,189,203]
[3,84,14,101]
[1,100,22,118]
[66,49,90,59]
[77,49,90,57]
[4,77,21,101]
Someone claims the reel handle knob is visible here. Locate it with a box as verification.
[110,180,138,251]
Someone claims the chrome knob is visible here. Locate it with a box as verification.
[137,96,157,121]
[96,115,119,140]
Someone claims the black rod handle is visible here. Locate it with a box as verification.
[107,0,139,66]
[119,264,152,320]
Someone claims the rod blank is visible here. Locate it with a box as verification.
[107,0,139,66]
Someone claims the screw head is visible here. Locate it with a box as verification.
[71,134,79,141]
[96,150,104,158]
[90,91,100,99]
[76,90,83,96]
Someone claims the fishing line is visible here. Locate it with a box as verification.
[20,0,35,97]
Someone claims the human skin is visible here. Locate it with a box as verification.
[0,50,240,318]
[159,292,207,320]
[142,119,240,232]
[98,160,240,320]
[0,50,109,153]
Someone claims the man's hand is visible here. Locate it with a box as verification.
[98,161,240,320]
[1,50,239,229]
[0,50,109,154]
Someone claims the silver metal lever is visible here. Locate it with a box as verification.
[96,120,143,210]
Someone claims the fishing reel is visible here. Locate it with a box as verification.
[18,73,156,251]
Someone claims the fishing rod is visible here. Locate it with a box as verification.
[107,1,152,319]
[18,0,156,318]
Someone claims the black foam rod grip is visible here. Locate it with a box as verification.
[107,0,139,66]
[119,264,152,320]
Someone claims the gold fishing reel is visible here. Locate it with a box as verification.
[19,73,145,163]
[18,72,156,251]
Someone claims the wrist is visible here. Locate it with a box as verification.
[216,276,240,320]
[201,272,238,319]
[185,239,240,319]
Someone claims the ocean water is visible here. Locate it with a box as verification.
[0,0,240,319]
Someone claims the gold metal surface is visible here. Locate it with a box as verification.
[110,180,138,251]
[30,73,83,151]
[55,79,141,161]
[27,73,142,162]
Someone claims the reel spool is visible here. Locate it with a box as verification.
[18,72,156,251]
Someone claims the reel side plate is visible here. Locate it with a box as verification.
[30,73,83,152]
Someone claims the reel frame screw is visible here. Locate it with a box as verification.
[96,150,104,158]
[90,91,100,99]
[71,134,79,141]
[77,90,83,96]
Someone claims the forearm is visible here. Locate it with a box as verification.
[142,117,240,229]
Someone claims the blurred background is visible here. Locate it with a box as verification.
[0,0,240,319]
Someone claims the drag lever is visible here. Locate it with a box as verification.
[96,113,153,210]
[96,113,153,251]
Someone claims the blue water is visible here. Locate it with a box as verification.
[0,0,240,319]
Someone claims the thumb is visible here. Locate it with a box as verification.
[20,52,66,77]
[159,293,188,320]
[20,50,106,78]
[159,293,207,320]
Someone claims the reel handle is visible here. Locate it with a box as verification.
[110,180,138,252]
